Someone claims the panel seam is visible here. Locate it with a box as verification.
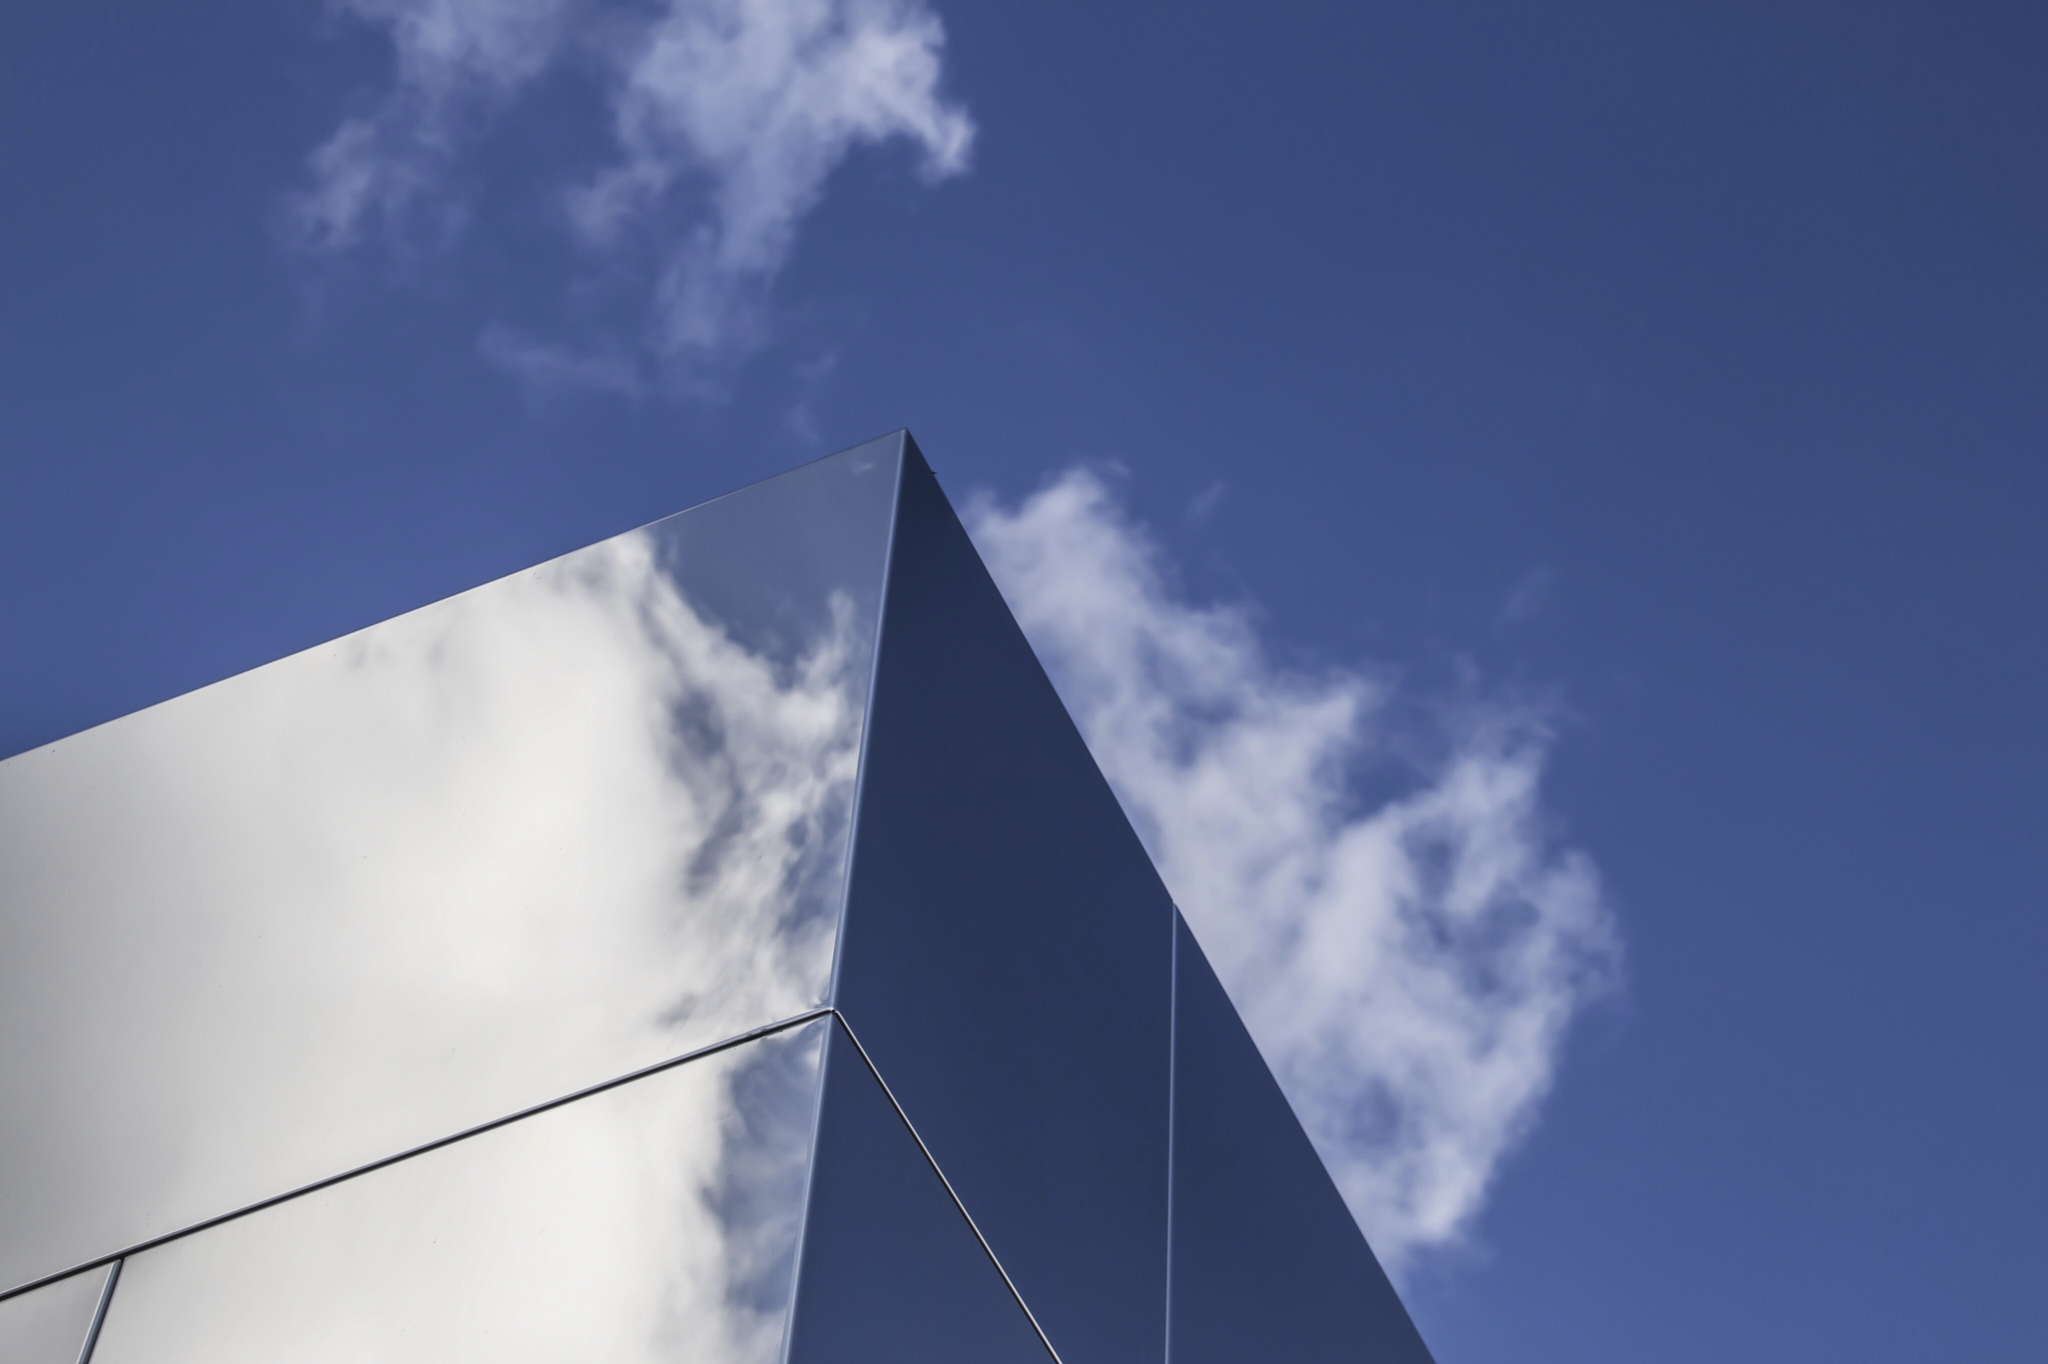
[0,1008,833,1304]
[74,1257,120,1364]
[829,1009,1068,1364]
[1165,909,1180,1364]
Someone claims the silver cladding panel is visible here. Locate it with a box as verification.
[90,1020,827,1364]
[0,439,901,1294]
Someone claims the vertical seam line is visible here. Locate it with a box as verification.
[1165,909,1180,1364]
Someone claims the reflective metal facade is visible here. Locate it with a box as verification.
[1169,913,1436,1364]
[93,1021,827,1364]
[0,432,1434,1362]
[784,1019,1050,1364]
[0,1264,113,1364]
[837,450,1174,1363]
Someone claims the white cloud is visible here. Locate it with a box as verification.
[573,0,973,366]
[288,0,583,252]
[967,470,1620,1275]
[288,0,973,380]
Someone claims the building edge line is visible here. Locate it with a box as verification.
[829,1008,1068,1364]
[823,428,909,1012]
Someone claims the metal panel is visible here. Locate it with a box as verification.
[833,441,1174,1364]
[89,1020,827,1364]
[1168,914,1435,1364]
[785,1019,1052,1364]
[0,437,901,1294]
[0,1263,114,1364]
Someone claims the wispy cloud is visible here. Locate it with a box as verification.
[968,470,1620,1275]
[570,0,972,369]
[288,0,582,253]
[480,325,645,397]
[286,0,973,387]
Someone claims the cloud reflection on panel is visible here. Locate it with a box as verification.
[0,522,869,1293]
[91,1022,827,1364]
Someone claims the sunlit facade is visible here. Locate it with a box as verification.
[0,432,1433,1363]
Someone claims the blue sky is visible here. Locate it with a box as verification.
[2,2,2044,1359]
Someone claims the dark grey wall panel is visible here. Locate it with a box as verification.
[0,439,898,1295]
[785,1019,1051,1364]
[89,1021,827,1364]
[1169,914,1435,1364]
[0,1263,113,1364]
[834,443,1173,1364]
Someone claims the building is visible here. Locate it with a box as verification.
[0,432,1434,1363]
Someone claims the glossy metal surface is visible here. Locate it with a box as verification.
[0,438,901,1294]
[0,1263,113,1364]
[89,1020,826,1364]
[834,443,1174,1364]
[785,1019,1052,1364]
[1168,914,1435,1364]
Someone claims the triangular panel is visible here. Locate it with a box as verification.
[785,1020,1050,1364]
[834,441,1173,1364]
[0,1263,114,1364]
[86,1022,829,1364]
[1170,914,1435,1363]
